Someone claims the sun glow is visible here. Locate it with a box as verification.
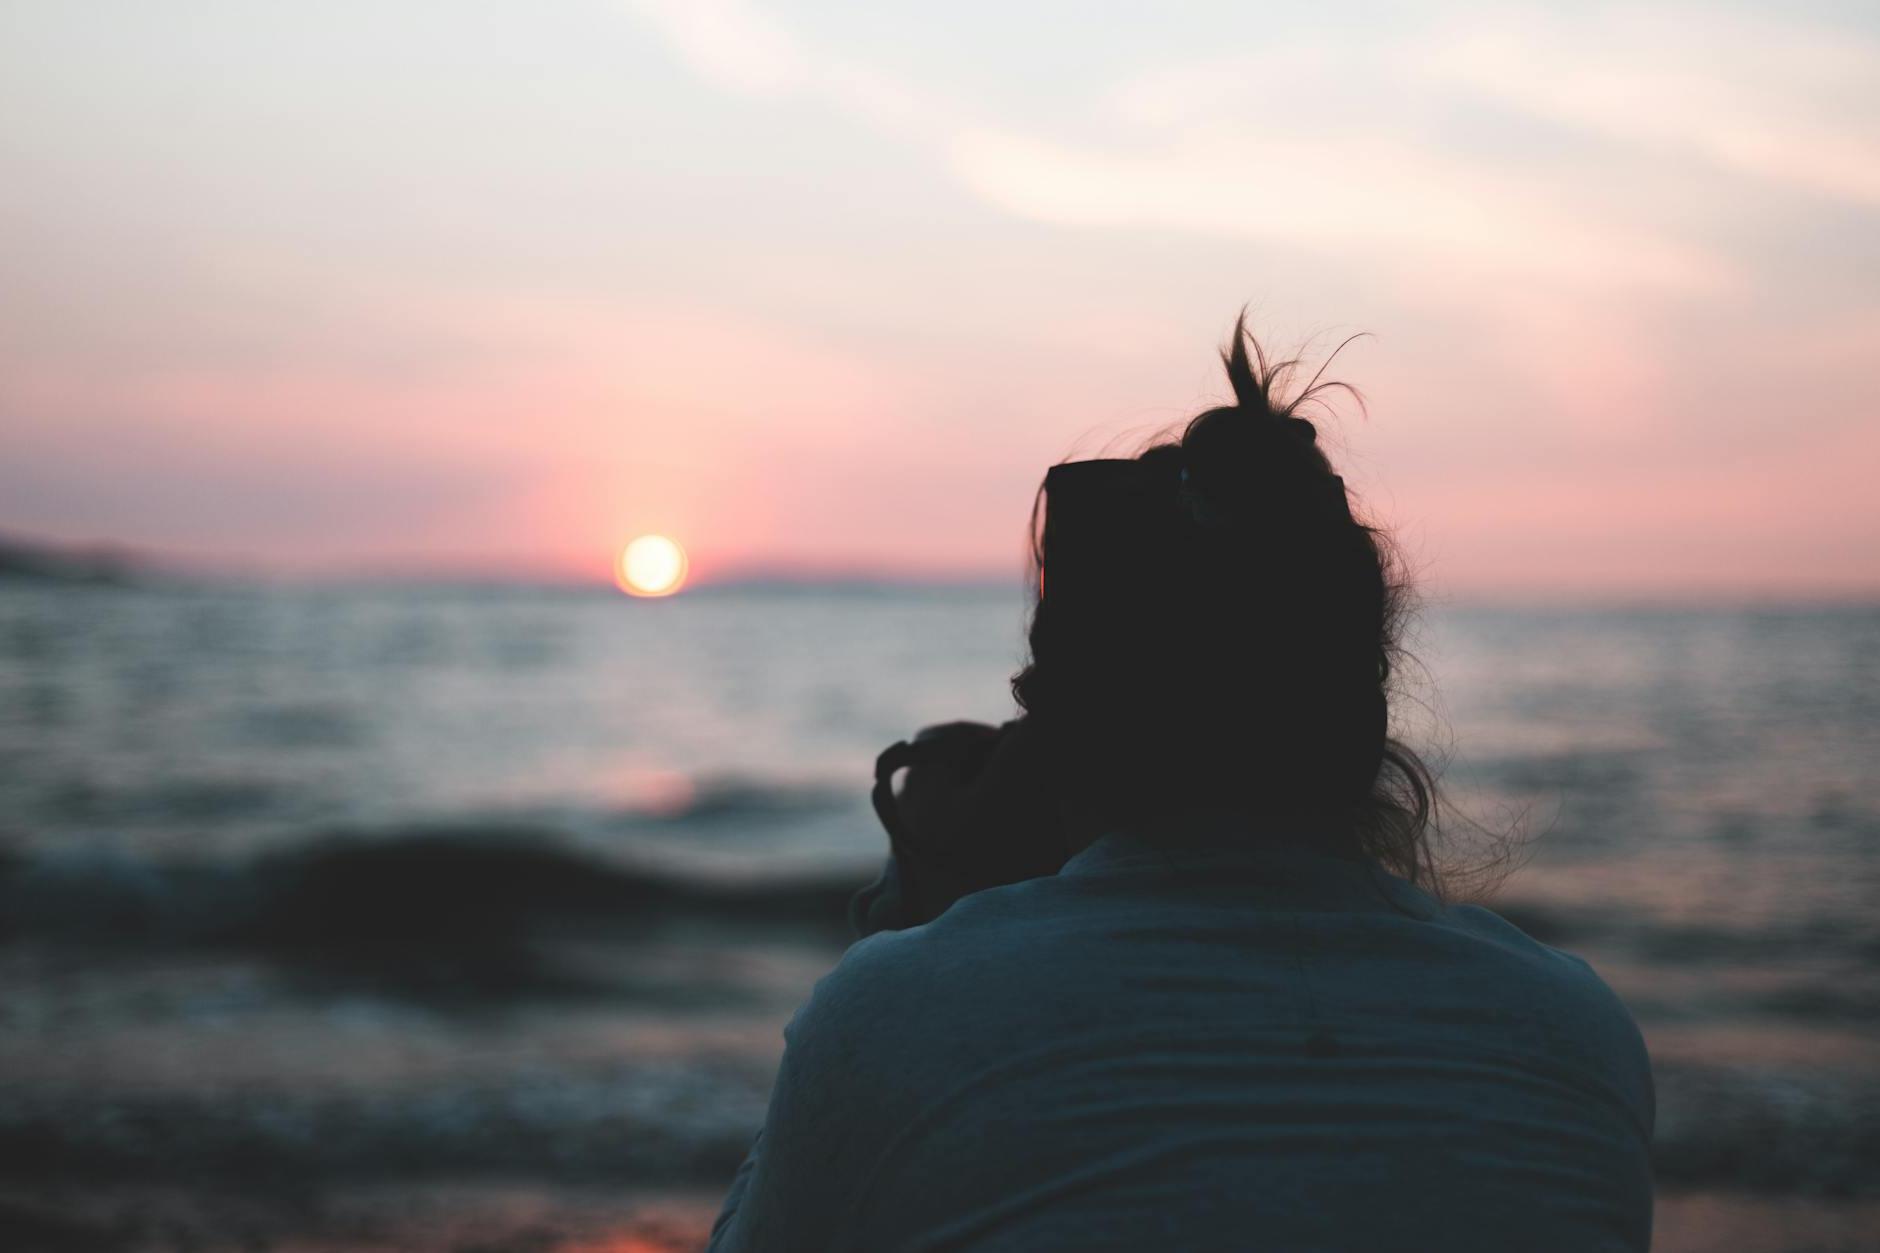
[616,535,689,597]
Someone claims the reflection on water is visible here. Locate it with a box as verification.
[0,582,1875,1249]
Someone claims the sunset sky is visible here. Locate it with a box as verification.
[2,1,1876,595]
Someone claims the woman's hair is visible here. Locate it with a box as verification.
[1012,314,1449,893]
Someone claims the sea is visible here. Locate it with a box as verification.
[0,579,1875,1251]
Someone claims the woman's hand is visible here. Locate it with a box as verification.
[880,718,1066,921]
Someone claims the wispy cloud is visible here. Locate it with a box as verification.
[624,0,930,131]
[624,0,804,93]
[1424,8,1880,206]
[624,1,1874,291]
[946,125,1722,291]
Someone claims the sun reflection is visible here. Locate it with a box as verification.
[616,535,688,597]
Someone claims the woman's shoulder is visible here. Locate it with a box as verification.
[807,867,1653,1133]
[1430,901,1655,1123]
[1437,901,1631,1010]
[799,872,1096,1047]
[834,861,1613,1007]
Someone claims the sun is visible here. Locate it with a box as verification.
[615,534,688,597]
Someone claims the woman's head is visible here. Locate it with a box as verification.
[1012,314,1439,887]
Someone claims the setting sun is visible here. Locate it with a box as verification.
[616,535,688,597]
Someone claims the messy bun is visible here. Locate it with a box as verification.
[1012,313,1447,894]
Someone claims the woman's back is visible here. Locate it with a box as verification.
[709,822,1654,1251]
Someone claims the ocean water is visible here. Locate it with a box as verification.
[0,581,1875,1251]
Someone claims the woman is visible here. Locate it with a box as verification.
[708,320,1655,1252]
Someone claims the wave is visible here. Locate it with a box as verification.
[0,825,869,970]
[1486,898,1880,970]
[1651,1059,1880,1194]
[18,766,865,837]
[0,1056,1869,1197]
[621,774,863,825]
[0,1059,773,1186]
[7,823,1878,1004]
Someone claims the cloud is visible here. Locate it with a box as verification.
[950,6,1880,288]
[624,0,805,93]
[622,2,1880,295]
[624,0,929,131]
[1423,7,1880,206]
[945,125,1723,291]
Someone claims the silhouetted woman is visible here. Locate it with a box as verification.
[708,319,1655,1252]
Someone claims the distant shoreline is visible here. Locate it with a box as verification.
[1,531,1875,606]
[0,535,137,586]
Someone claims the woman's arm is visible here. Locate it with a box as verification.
[713,721,1064,1244]
[706,958,896,1251]
[707,1018,844,1251]
[847,851,915,938]
[871,718,1065,926]
[706,1131,765,1250]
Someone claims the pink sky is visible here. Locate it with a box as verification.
[2,2,1876,597]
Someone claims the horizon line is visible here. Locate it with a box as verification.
[3,529,1876,607]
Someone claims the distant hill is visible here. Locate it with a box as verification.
[0,534,138,584]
